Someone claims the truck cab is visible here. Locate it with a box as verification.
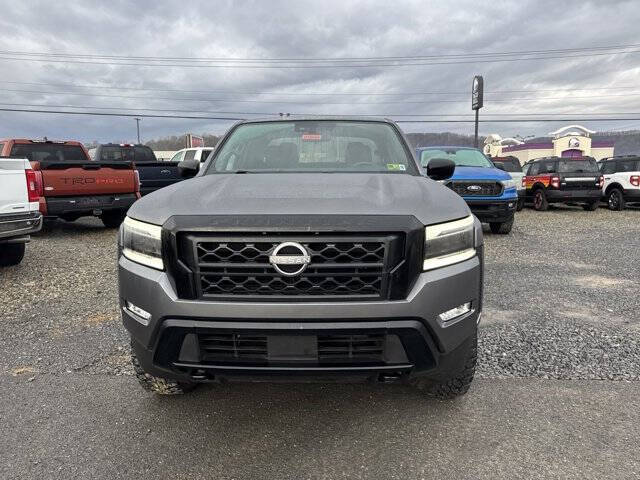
[93,143,183,196]
[416,146,517,234]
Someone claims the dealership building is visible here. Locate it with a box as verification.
[484,125,614,165]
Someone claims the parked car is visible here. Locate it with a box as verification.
[598,155,640,210]
[0,157,43,266]
[169,147,215,165]
[416,147,517,234]
[491,155,525,211]
[522,156,603,211]
[93,143,182,196]
[119,117,484,400]
[1,139,140,227]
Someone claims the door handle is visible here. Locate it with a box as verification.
[161,169,171,174]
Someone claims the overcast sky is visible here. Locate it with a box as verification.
[0,0,639,144]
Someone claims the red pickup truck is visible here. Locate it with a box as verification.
[0,139,140,227]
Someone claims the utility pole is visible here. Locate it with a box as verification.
[471,76,484,148]
[134,118,141,144]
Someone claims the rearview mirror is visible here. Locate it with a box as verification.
[425,158,455,181]
[178,159,200,178]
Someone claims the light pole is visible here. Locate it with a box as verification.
[134,118,141,144]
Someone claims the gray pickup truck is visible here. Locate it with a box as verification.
[117,117,484,400]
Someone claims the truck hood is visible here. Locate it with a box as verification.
[128,173,470,227]
[451,166,512,181]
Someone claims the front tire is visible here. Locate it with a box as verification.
[100,210,126,228]
[490,218,514,234]
[516,198,524,211]
[131,345,197,395]
[533,189,549,211]
[0,243,26,267]
[607,188,625,211]
[410,331,477,400]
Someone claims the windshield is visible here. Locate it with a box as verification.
[206,121,417,174]
[10,143,88,162]
[420,148,493,168]
[493,158,522,172]
[558,159,598,173]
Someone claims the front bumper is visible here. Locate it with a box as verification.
[464,199,517,223]
[119,253,482,383]
[45,193,137,217]
[546,189,601,203]
[0,211,42,242]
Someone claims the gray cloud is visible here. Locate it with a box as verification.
[0,0,639,143]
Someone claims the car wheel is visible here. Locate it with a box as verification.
[533,189,549,211]
[582,200,599,211]
[607,189,625,211]
[490,218,514,234]
[0,243,26,267]
[516,198,524,211]
[100,210,126,228]
[409,331,477,400]
[130,344,197,395]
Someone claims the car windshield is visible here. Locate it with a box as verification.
[206,121,417,174]
[10,143,88,162]
[493,158,522,172]
[420,148,493,168]
[558,159,599,173]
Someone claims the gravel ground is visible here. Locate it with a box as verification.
[0,206,639,381]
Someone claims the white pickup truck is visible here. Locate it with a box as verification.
[0,158,43,266]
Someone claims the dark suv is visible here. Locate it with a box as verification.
[118,117,484,400]
[522,156,603,211]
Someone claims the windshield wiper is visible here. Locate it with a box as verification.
[456,164,486,168]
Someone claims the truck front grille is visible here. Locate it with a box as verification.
[182,234,401,300]
[446,181,503,197]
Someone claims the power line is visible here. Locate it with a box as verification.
[4,102,640,118]
[1,107,639,123]
[1,80,639,97]
[2,43,639,62]
[0,48,638,68]
[3,87,640,105]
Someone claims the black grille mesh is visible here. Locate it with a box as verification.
[446,181,503,196]
[190,236,393,299]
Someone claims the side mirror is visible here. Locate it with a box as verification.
[178,159,200,178]
[494,163,505,171]
[425,158,455,181]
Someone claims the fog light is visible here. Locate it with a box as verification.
[125,301,151,321]
[439,302,471,323]
[508,202,514,208]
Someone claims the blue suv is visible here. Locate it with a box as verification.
[416,146,517,234]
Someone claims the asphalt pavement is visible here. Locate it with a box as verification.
[1,207,639,479]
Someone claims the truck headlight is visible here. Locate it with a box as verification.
[423,215,475,271]
[501,179,516,189]
[120,216,164,270]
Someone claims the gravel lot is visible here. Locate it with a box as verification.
[2,206,639,479]
[1,206,639,381]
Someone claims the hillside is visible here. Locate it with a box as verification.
[144,130,640,156]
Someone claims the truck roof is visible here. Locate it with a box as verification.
[0,138,84,146]
[233,115,396,124]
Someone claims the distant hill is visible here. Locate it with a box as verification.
[145,134,220,151]
[143,130,640,156]
[406,130,640,156]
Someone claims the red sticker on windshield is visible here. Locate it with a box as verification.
[302,133,322,141]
